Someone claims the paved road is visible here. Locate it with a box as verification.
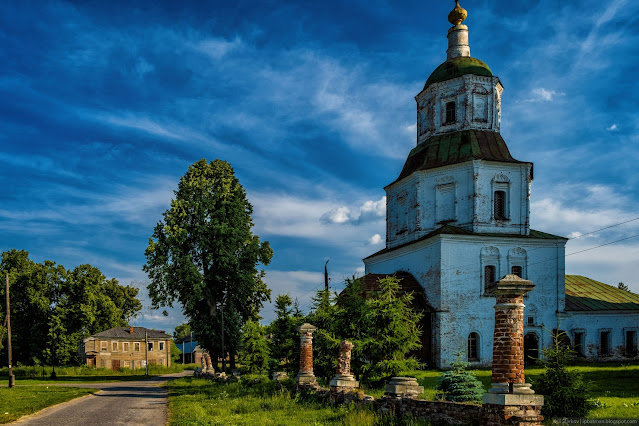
[12,371,192,426]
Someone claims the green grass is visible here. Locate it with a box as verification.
[165,377,428,425]
[0,386,97,424]
[396,363,639,419]
[0,364,196,385]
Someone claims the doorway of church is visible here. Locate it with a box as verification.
[524,332,539,365]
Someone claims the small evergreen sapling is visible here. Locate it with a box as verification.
[532,331,594,418]
[436,352,484,403]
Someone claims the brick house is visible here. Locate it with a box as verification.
[79,326,171,370]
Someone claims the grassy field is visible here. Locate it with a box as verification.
[0,364,198,385]
[0,386,97,424]
[166,377,427,425]
[166,363,639,424]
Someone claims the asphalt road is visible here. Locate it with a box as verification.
[12,371,192,426]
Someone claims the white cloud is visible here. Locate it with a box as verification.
[527,88,565,102]
[320,206,352,224]
[193,36,243,59]
[368,233,383,245]
[607,124,618,131]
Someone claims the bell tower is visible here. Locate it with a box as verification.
[384,1,533,249]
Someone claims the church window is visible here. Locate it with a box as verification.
[494,190,507,220]
[600,331,611,356]
[626,330,637,356]
[436,180,456,223]
[527,316,534,326]
[484,265,496,289]
[573,331,585,356]
[468,333,479,361]
[511,265,522,277]
[445,101,456,124]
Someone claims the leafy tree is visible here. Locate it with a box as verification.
[437,351,484,403]
[170,340,181,364]
[239,319,270,373]
[143,159,273,369]
[357,276,422,381]
[532,330,594,418]
[173,323,192,340]
[618,282,629,292]
[0,249,142,366]
[269,294,300,372]
[305,288,340,381]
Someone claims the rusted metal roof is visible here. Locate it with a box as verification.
[364,225,566,260]
[423,56,493,90]
[565,275,639,311]
[392,129,529,184]
[92,327,171,340]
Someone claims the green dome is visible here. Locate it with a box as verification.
[424,56,492,90]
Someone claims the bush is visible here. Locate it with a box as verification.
[436,352,484,403]
[532,331,594,418]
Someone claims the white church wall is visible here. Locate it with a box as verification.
[562,312,639,361]
[416,75,503,143]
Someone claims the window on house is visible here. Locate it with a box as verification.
[148,342,154,351]
[600,331,611,356]
[511,266,523,278]
[494,190,507,220]
[445,101,456,124]
[159,342,165,351]
[484,265,496,290]
[626,330,637,356]
[112,341,118,352]
[574,332,585,356]
[101,341,107,351]
[123,342,129,352]
[134,342,140,352]
[468,333,479,361]
[527,316,534,326]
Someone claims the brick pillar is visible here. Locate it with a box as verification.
[295,323,317,386]
[330,340,359,390]
[482,274,544,425]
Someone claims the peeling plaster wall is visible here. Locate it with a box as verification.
[416,75,502,142]
[386,160,531,249]
[562,312,639,361]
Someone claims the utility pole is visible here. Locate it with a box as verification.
[324,259,330,291]
[189,331,193,364]
[6,273,14,388]
[145,331,148,376]
[221,303,225,372]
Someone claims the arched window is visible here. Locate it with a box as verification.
[468,332,479,361]
[484,265,496,289]
[445,101,456,124]
[494,190,506,220]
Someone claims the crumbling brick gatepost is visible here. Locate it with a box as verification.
[482,274,544,425]
[330,340,359,391]
[295,323,318,387]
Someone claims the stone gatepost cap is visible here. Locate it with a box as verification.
[299,323,317,333]
[485,274,535,296]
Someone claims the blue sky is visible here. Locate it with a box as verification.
[2,0,638,333]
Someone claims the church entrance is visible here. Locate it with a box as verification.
[524,332,539,365]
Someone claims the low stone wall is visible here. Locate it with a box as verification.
[375,397,481,425]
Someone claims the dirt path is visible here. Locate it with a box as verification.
[11,371,192,426]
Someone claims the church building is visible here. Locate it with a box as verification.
[362,1,639,368]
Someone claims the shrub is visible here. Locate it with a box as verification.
[436,352,484,403]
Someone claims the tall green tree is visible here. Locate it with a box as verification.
[0,249,142,366]
[143,159,273,368]
[306,288,340,381]
[269,294,301,372]
[358,276,422,379]
[239,319,270,373]
[173,323,192,340]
